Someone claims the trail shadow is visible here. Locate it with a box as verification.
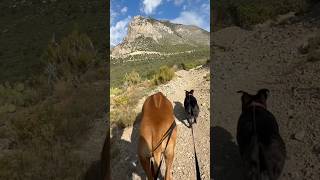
[85,127,109,180]
[85,160,103,180]
[109,112,147,180]
[211,126,244,180]
[173,101,190,128]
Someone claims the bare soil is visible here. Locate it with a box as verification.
[211,14,320,180]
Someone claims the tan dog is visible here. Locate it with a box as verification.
[138,92,177,180]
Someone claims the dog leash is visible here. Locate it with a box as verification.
[252,104,261,180]
[191,123,202,180]
[150,121,176,180]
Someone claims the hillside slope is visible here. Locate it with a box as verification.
[0,0,107,83]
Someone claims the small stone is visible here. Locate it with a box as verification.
[294,130,305,141]
[288,108,294,116]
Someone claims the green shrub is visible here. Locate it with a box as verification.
[113,95,129,107]
[110,86,145,128]
[123,71,141,86]
[110,108,137,128]
[0,82,39,110]
[111,93,139,128]
[152,66,175,85]
[42,30,97,83]
[110,87,122,96]
[181,62,203,70]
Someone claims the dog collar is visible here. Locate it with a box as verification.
[248,101,266,109]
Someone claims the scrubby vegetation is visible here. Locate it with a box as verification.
[152,66,175,85]
[214,0,315,29]
[42,30,97,83]
[0,0,107,83]
[111,49,209,87]
[0,30,106,179]
[181,61,205,70]
[123,70,141,86]
[110,59,206,129]
[110,66,175,129]
[0,0,108,179]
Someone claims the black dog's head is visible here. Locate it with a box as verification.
[185,89,194,96]
[237,88,270,111]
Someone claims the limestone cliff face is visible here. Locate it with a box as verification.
[111,16,209,59]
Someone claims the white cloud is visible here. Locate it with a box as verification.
[110,9,118,25]
[201,3,210,15]
[121,6,128,14]
[172,11,206,28]
[142,0,162,15]
[110,16,132,47]
[182,5,187,10]
[174,0,184,5]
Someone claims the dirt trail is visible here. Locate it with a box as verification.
[211,16,320,180]
[111,66,210,180]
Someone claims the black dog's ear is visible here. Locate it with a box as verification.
[185,90,189,96]
[190,90,194,94]
[237,90,252,108]
[256,88,270,104]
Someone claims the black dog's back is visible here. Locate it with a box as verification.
[237,108,280,151]
[237,89,286,180]
[184,90,199,123]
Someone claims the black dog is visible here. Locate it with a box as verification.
[184,90,200,126]
[236,89,286,180]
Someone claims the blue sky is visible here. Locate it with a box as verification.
[110,0,210,46]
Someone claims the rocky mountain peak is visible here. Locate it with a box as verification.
[111,16,209,59]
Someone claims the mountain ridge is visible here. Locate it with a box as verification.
[111,16,209,59]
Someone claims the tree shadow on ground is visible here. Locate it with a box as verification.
[211,126,244,180]
[85,160,103,180]
[173,101,190,128]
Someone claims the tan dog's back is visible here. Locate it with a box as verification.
[138,92,177,180]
